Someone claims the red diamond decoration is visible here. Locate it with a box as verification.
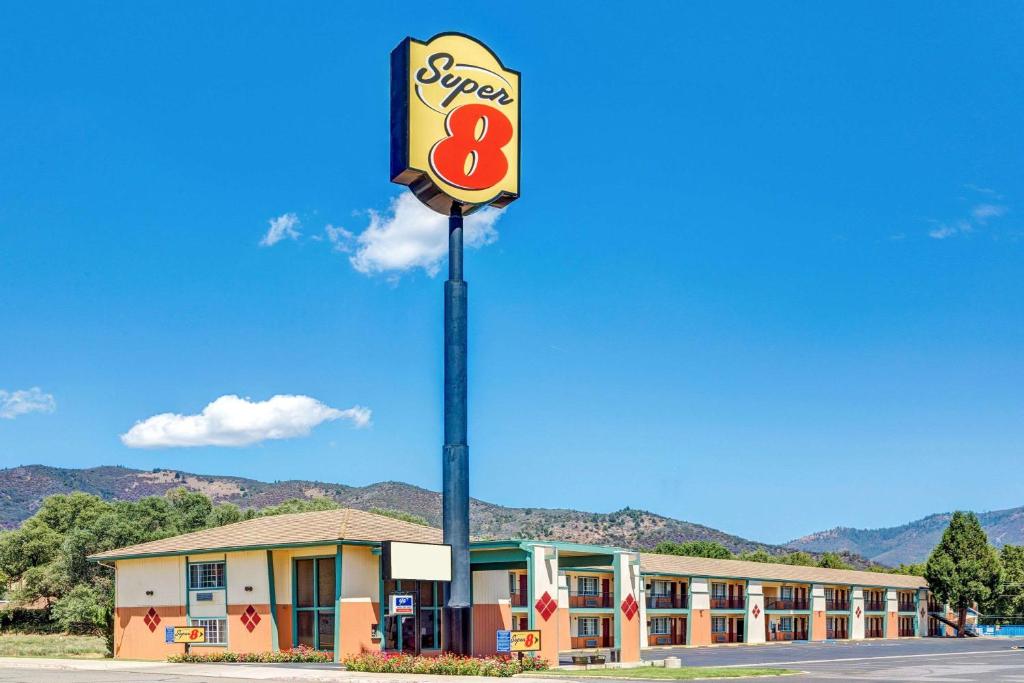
[920,607,926,617]
[855,606,862,618]
[534,591,556,621]
[752,604,761,619]
[144,607,160,632]
[621,593,638,621]
[240,605,261,632]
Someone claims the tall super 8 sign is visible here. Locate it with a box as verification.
[391,33,520,215]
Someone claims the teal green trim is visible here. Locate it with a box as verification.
[471,561,527,571]
[469,549,530,564]
[557,555,615,569]
[377,556,385,642]
[612,553,622,653]
[266,550,279,653]
[743,580,749,644]
[526,549,535,630]
[185,556,190,620]
[334,546,342,663]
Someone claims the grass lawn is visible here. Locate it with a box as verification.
[525,666,796,679]
[0,633,107,658]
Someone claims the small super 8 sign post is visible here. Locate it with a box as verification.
[509,629,541,652]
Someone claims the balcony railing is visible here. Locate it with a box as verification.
[510,591,527,608]
[711,631,743,643]
[927,602,942,613]
[764,598,809,611]
[569,592,612,609]
[825,599,850,611]
[767,631,808,641]
[710,597,745,609]
[864,600,886,612]
[826,629,848,639]
[898,601,915,613]
[646,594,689,610]
[570,635,612,649]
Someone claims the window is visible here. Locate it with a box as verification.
[509,573,518,594]
[780,586,793,600]
[578,617,599,637]
[780,617,793,632]
[577,576,599,595]
[824,588,834,600]
[189,561,225,590]
[190,618,226,645]
[652,580,671,596]
[295,557,336,650]
[712,617,727,633]
[650,617,670,635]
[711,583,726,599]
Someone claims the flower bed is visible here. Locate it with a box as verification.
[342,652,549,677]
[167,645,332,663]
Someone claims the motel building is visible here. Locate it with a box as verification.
[89,507,954,664]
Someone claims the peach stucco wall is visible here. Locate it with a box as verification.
[114,605,186,660]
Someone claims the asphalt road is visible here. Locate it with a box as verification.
[0,639,1021,682]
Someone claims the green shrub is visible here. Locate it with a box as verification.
[342,652,548,677]
[167,645,332,663]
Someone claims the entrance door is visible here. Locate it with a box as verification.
[294,557,336,651]
[602,617,611,647]
[736,618,745,643]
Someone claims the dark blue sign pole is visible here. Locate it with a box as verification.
[442,203,471,655]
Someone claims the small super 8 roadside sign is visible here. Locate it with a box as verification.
[509,629,541,652]
[391,32,520,215]
[165,626,205,644]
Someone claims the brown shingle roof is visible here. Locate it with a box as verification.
[639,552,927,589]
[88,508,442,561]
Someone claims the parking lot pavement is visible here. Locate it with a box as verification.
[642,635,1024,667]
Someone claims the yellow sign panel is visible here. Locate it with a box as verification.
[391,32,520,215]
[510,629,541,652]
[172,626,206,644]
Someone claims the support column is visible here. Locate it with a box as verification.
[745,581,765,644]
[638,577,649,650]
[917,589,929,637]
[809,585,826,641]
[613,552,641,662]
[885,589,899,639]
[442,204,471,655]
[528,545,561,666]
[850,587,864,640]
[688,578,711,645]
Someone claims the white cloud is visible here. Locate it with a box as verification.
[927,191,1010,240]
[325,224,354,253]
[346,192,503,276]
[260,213,301,247]
[121,394,370,448]
[0,387,56,419]
[972,203,1007,223]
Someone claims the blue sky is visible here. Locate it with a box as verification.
[1,2,1022,545]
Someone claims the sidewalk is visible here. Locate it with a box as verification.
[0,657,567,682]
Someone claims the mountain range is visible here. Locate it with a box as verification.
[2,464,1020,566]
[0,464,832,559]
[788,506,1024,566]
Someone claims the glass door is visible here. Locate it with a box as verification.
[294,557,336,651]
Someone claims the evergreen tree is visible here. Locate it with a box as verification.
[924,511,1002,636]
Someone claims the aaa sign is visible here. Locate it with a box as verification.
[391,33,520,215]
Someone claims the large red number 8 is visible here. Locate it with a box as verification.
[430,104,513,191]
